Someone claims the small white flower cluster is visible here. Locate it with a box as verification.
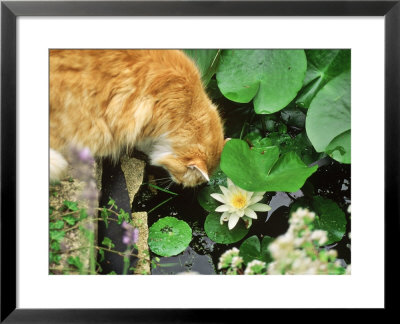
[217,207,350,275]
[244,260,267,275]
[218,248,267,275]
[267,208,346,275]
[217,248,244,274]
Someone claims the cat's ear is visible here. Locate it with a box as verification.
[188,159,209,182]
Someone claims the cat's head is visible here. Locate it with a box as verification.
[144,50,226,187]
[155,143,224,187]
[152,110,225,187]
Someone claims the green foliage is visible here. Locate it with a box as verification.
[117,208,130,225]
[239,235,273,265]
[148,183,178,196]
[216,49,307,113]
[220,139,278,191]
[63,200,79,211]
[63,215,77,226]
[101,207,109,229]
[49,220,64,230]
[183,49,221,86]
[197,185,221,212]
[306,70,351,163]
[245,130,320,165]
[197,167,227,212]
[220,139,317,192]
[296,49,351,108]
[98,248,105,262]
[49,253,61,265]
[79,208,88,221]
[107,198,116,207]
[325,130,351,164]
[148,217,192,257]
[50,230,65,242]
[280,106,306,128]
[67,256,83,270]
[291,196,347,244]
[204,212,249,244]
[101,237,115,249]
[50,241,61,251]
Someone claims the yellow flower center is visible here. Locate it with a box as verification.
[231,193,247,209]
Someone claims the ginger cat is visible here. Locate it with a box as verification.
[50,50,225,187]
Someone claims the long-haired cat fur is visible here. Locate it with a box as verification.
[50,50,225,187]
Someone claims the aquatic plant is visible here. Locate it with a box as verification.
[210,178,271,230]
[217,208,350,275]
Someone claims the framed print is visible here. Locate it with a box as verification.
[1,0,398,321]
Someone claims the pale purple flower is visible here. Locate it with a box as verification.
[122,221,139,246]
[78,147,95,164]
[68,146,99,217]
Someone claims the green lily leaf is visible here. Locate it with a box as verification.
[198,185,222,213]
[325,130,351,164]
[220,139,279,191]
[306,70,351,163]
[290,196,347,245]
[313,196,347,244]
[280,106,306,129]
[148,217,192,257]
[246,131,319,165]
[239,235,273,265]
[296,49,351,108]
[183,49,221,86]
[220,139,317,192]
[197,167,227,212]
[204,212,249,244]
[216,49,307,114]
[265,152,318,192]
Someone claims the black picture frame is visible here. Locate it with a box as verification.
[1,0,398,321]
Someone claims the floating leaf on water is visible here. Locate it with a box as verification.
[239,235,274,265]
[290,196,347,244]
[296,49,350,108]
[216,50,307,114]
[204,213,248,244]
[148,217,192,257]
[220,139,317,192]
[183,49,221,86]
[306,70,351,163]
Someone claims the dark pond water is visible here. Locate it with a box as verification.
[131,159,351,275]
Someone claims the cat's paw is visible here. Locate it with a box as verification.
[49,148,68,182]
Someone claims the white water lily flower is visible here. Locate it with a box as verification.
[210,178,271,230]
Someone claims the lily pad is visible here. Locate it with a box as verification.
[204,212,249,244]
[306,70,351,163]
[197,167,227,212]
[216,49,307,114]
[290,196,346,245]
[325,130,351,164]
[280,106,306,129]
[312,196,347,244]
[148,217,192,257]
[197,185,221,213]
[246,131,320,165]
[239,235,274,265]
[220,139,279,191]
[296,49,351,108]
[220,139,317,192]
[183,49,221,86]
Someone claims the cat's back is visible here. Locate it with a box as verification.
[49,50,204,154]
[50,49,198,80]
